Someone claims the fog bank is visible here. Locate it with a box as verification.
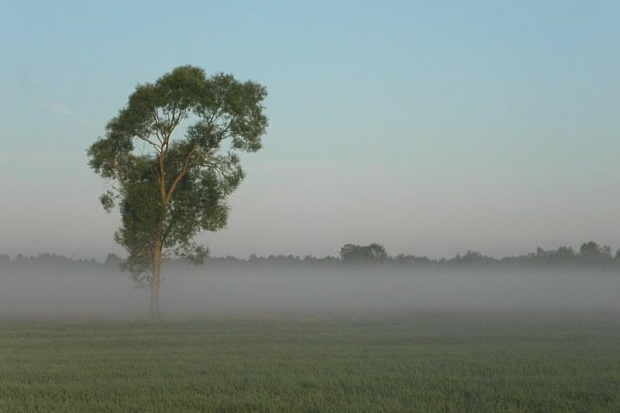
[1,265,619,318]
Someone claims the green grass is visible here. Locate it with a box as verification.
[0,309,619,412]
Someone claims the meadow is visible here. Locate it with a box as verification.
[0,309,619,412]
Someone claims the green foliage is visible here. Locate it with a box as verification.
[87,66,268,283]
[340,243,388,262]
[579,241,612,257]
[1,312,619,412]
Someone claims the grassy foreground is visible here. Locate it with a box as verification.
[0,309,619,412]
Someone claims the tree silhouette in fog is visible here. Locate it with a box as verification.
[340,243,388,262]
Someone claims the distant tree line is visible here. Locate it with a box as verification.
[1,241,620,272]
[0,253,99,268]
[337,241,619,270]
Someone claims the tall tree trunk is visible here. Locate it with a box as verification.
[150,236,163,319]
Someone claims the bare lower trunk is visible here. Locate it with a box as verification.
[150,237,163,319]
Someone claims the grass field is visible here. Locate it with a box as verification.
[0,309,619,412]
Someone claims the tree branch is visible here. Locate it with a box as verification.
[158,152,167,202]
[165,143,200,205]
[152,109,164,145]
[137,136,162,153]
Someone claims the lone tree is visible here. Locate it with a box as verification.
[87,65,268,317]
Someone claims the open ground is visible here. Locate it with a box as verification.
[1,308,619,412]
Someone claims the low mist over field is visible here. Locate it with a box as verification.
[2,258,619,317]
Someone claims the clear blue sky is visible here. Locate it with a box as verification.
[1,1,619,259]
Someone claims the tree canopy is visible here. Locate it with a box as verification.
[340,243,388,262]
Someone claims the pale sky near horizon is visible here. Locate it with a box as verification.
[1,1,619,260]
